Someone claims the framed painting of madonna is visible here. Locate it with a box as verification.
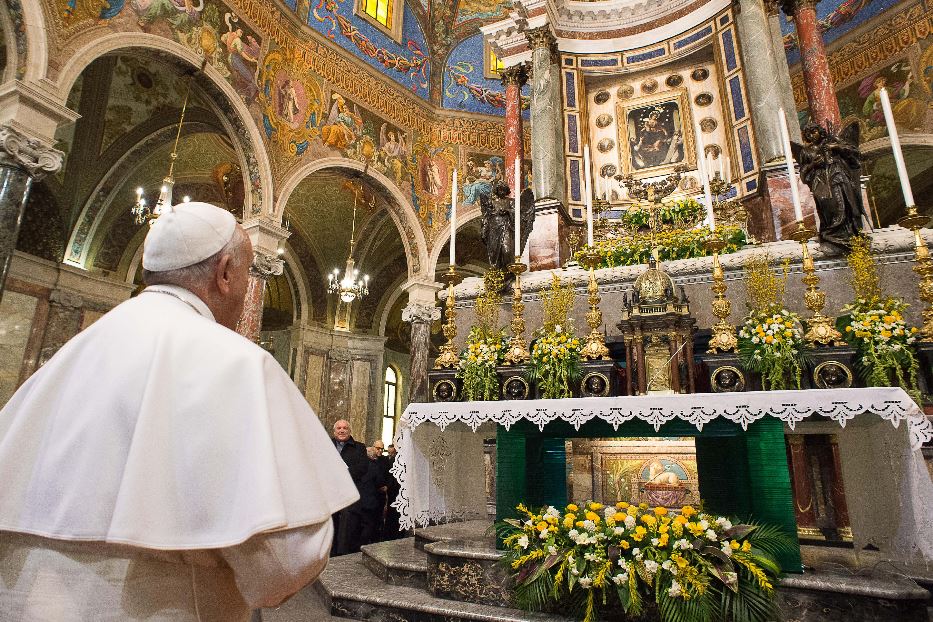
[616,89,696,177]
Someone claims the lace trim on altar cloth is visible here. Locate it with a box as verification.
[390,388,932,530]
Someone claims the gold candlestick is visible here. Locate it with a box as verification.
[579,249,610,360]
[790,222,842,346]
[898,206,933,339]
[504,258,531,365]
[704,237,737,353]
[434,266,464,369]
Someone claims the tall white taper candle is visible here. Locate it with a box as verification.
[778,108,804,222]
[583,146,594,246]
[514,157,521,258]
[695,122,715,232]
[449,168,457,266]
[878,87,915,208]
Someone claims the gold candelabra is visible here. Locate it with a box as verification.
[790,222,842,346]
[704,237,737,353]
[898,206,933,339]
[504,258,531,365]
[578,249,610,360]
[434,266,463,369]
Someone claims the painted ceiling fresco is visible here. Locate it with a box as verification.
[781,0,902,65]
[443,33,529,117]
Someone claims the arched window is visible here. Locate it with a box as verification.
[382,366,399,446]
[485,42,505,79]
[355,0,403,41]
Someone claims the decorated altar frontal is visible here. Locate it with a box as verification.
[391,387,933,569]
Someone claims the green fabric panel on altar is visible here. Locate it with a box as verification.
[496,425,527,525]
[743,418,802,572]
[526,436,567,509]
[695,435,753,517]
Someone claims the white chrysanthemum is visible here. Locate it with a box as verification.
[539,530,550,539]
[673,539,691,550]
[643,560,659,574]
[545,506,560,519]
[517,535,529,549]
[548,545,558,555]
[568,529,580,539]
[721,543,733,557]
[668,579,682,597]
[715,517,732,530]
[583,520,596,532]
[699,519,709,530]
[613,526,625,536]
[624,515,637,529]
[612,572,629,585]
[604,507,617,519]
[579,577,592,589]
[571,568,580,576]
[651,538,660,546]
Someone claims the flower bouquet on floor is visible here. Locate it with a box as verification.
[528,274,581,399]
[497,501,793,622]
[836,236,921,401]
[737,253,805,390]
[459,270,508,401]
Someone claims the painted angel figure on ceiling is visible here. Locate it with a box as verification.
[792,122,868,249]
[479,181,535,278]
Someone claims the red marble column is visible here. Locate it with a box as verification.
[501,64,528,197]
[235,252,283,343]
[786,435,817,528]
[783,0,841,130]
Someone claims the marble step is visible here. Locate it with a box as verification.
[360,538,428,589]
[414,520,493,551]
[317,553,576,622]
[424,538,510,607]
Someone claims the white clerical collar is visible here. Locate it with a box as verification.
[142,284,216,322]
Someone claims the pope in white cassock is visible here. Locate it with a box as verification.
[0,202,359,620]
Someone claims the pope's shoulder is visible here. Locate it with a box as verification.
[105,292,278,366]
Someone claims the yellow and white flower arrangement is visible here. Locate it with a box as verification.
[459,270,507,401]
[498,501,792,622]
[738,309,805,390]
[738,253,804,390]
[528,275,581,399]
[838,237,920,398]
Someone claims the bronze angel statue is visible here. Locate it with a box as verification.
[791,122,868,249]
[479,181,535,276]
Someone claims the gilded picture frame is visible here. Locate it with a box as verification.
[615,88,696,178]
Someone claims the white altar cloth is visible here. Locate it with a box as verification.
[390,387,932,531]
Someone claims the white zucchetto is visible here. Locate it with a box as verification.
[142,201,237,272]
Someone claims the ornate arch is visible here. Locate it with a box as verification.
[275,156,430,280]
[51,33,274,220]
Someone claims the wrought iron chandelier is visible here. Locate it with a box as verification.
[327,179,374,304]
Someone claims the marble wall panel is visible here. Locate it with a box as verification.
[0,291,37,405]
[350,359,372,442]
[304,351,326,415]
[325,359,351,434]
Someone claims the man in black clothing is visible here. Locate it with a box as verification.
[358,446,386,546]
[331,419,368,555]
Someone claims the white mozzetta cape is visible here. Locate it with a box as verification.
[0,286,359,549]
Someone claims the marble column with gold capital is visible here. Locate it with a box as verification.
[0,125,64,303]
[526,27,566,206]
[402,301,441,403]
[501,63,529,198]
[236,251,285,343]
[524,26,570,270]
[779,0,841,130]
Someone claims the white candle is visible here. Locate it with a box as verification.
[879,87,915,208]
[695,122,715,232]
[514,157,521,258]
[583,146,594,246]
[778,108,804,222]
[449,168,457,266]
